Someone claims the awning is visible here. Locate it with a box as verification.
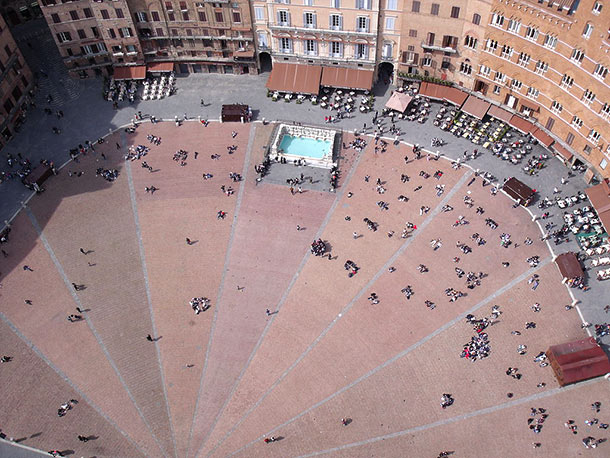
[547,337,610,387]
[321,67,374,91]
[503,176,535,206]
[266,63,322,95]
[509,114,535,134]
[147,62,174,72]
[585,179,610,233]
[113,65,147,80]
[385,92,413,113]
[460,95,491,119]
[487,105,512,123]
[555,252,583,279]
[234,50,254,58]
[443,87,468,107]
[531,127,555,148]
[520,99,540,113]
[553,144,573,162]
[418,82,444,100]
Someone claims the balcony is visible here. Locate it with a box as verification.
[421,42,457,54]
[269,22,375,38]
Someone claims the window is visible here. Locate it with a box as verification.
[168,12,175,21]
[494,71,506,83]
[571,49,585,64]
[136,12,148,22]
[356,0,371,9]
[382,42,392,58]
[119,27,133,38]
[112,45,122,54]
[179,1,187,10]
[472,13,480,25]
[101,9,110,20]
[199,11,207,21]
[330,41,343,57]
[51,13,60,23]
[165,1,173,10]
[232,12,241,23]
[357,16,368,32]
[332,0,340,7]
[517,52,530,67]
[588,129,601,144]
[254,7,264,20]
[430,3,439,15]
[459,62,472,75]
[583,23,595,39]
[507,19,521,33]
[330,14,342,30]
[152,11,161,21]
[83,8,93,18]
[511,79,522,91]
[485,39,498,52]
[115,8,124,19]
[526,86,539,99]
[215,11,224,22]
[584,145,592,155]
[77,29,86,39]
[561,74,574,88]
[571,116,583,129]
[592,2,603,14]
[126,45,137,54]
[279,37,292,52]
[69,10,79,21]
[491,12,504,27]
[500,44,513,59]
[422,56,432,66]
[582,89,596,105]
[463,35,477,49]
[305,39,316,55]
[182,11,189,21]
[600,158,608,170]
[566,133,575,145]
[91,27,99,38]
[535,60,548,74]
[304,0,313,5]
[156,28,165,36]
[525,26,539,41]
[57,31,72,43]
[386,0,397,10]
[107,28,116,39]
[426,32,435,45]
[356,43,368,59]
[450,6,460,18]
[81,45,94,55]
[543,34,557,49]
[593,64,608,80]
[385,17,395,31]
[551,100,563,114]
[412,0,420,12]
[601,103,610,119]
[493,85,501,95]
[479,65,491,76]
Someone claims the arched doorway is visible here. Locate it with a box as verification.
[378,62,394,84]
[259,52,272,73]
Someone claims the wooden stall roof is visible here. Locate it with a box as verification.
[266,63,322,95]
[547,337,610,386]
[555,252,583,279]
[113,65,147,80]
[509,115,535,134]
[460,95,491,119]
[24,164,53,186]
[487,105,513,123]
[503,176,535,203]
[531,127,555,148]
[320,67,374,90]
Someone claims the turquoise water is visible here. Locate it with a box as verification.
[279,135,331,159]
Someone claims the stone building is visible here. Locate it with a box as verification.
[39,0,256,78]
[0,13,33,149]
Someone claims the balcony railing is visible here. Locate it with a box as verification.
[421,42,457,54]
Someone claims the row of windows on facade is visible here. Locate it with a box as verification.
[50,7,242,24]
[2,75,29,119]
[273,11,379,31]
[275,37,375,58]
[272,0,466,16]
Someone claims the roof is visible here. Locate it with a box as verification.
[385,92,413,113]
[553,143,573,162]
[320,67,374,91]
[547,337,610,386]
[418,82,444,100]
[443,87,468,107]
[113,65,147,80]
[460,95,491,119]
[555,252,583,279]
[585,179,610,233]
[520,99,540,113]
[503,176,535,204]
[266,63,322,95]
[487,105,512,123]
[147,62,174,72]
[24,164,53,186]
[509,115,535,134]
[531,127,555,148]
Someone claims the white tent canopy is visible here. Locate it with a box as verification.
[385,91,413,113]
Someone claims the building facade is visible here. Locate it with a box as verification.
[0,13,33,149]
[39,0,256,78]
